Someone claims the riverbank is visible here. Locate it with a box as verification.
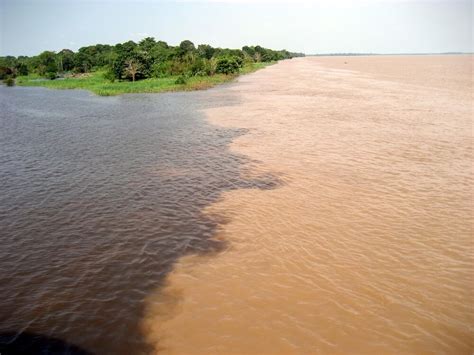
[15,62,273,96]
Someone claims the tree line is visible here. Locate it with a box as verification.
[0,38,305,84]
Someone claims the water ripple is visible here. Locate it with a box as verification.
[0,87,279,354]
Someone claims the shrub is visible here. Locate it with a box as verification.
[3,76,15,86]
[206,58,217,76]
[46,71,57,80]
[103,69,115,82]
[175,75,187,85]
[0,66,14,80]
[15,62,28,76]
[215,56,241,75]
[170,60,187,76]
[190,58,206,76]
[151,61,172,78]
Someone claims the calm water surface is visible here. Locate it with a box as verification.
[0,86,276,354]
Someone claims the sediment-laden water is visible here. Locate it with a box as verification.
[0,87,276,354]
[144,56,473,354]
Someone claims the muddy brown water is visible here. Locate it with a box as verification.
[143,56,473,354]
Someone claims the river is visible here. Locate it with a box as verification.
[1,55,472,354]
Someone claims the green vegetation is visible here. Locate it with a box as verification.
[1,38,304,95]
[14,64,271,96]
[3,77,15,86]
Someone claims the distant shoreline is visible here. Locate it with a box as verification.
[308,52,473,57]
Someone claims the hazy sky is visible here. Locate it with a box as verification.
[0,0,472,56]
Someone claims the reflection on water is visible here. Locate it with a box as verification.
[0,87,277,354]
[146,56,473,354]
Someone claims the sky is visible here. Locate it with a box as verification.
[0,0,472,56]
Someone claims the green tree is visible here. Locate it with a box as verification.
[57,49,75,72]
[139,37,157,52]
[197,44,215,60]
[156,40,169,48]
[74,49,92,73]
[179,40,195,56]
[215,56,241,75]
[37,51,57,78]
[0,56,17,68]
[15,62,28,76]
[242,46,255,57]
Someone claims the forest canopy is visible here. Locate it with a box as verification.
[0,38,305,82]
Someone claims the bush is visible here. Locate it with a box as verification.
[151,61,172,78]
[46,71,57,80]
[103,69,115,82]
[170,60,187,76]
[175,75,187,85]
[0,66,14,80]
[206,58,217,76]
[215,56,241,75]
[3,77,15,86]
[15,62,28,76]
[190,58,206,76]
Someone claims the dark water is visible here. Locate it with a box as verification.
[0,86,276,354]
